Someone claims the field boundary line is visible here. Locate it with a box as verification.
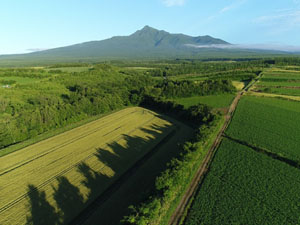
[224,135,300,171]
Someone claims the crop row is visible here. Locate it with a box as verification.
[255,69,300,96]
[225,96,300,161]
[185,138,300,225]
[255,87,300,96]
[257,81,300,87]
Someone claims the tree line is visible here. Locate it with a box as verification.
[0,61,241,149]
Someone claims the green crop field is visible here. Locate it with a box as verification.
[184,138,300,225]
[255,87,300,96]
[252,69,300,96]
[226,96,300,161]
[257,80,300,87]
[0,76,39,85]
[172,94,235,109]
[0,107,177,225]
[45,67,92,73]
[262,73,300,80]
[168,74,208,81]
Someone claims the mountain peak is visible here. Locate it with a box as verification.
[132,25,165,37]
[141,25,155,31]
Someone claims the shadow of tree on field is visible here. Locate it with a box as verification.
[70,123,173,224]
[77,162,110,205]
[26,185,59,225]
[53,176,85,224]
[26,122,173,225]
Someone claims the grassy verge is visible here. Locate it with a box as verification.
[161,116,225,225]
[0,106,129,157]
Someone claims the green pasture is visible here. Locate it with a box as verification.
[172,94,235,109]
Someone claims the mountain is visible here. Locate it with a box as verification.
[0,26,232,63]
[29,26,230,59]
[0,26,290,66]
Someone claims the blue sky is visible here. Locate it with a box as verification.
[1,0,300,54]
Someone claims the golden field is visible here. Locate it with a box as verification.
[0,107,175,225]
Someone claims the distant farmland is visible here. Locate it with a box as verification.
[172,94,235,109]
[0,107,175,225]
[253,68,300,96]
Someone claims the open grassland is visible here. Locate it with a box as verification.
[172,94,235,109]
[184,138,300,225]
[226,96,300,162]
[232,81,245,90]
[0,76,39,85]
[0,81,68,103]
[0,107,176,225]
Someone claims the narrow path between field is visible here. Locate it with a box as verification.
[168,73,262,225]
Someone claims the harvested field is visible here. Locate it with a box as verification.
[0,107,175,225]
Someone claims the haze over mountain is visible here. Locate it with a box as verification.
[0,26,295,65]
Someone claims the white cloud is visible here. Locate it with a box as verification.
[294,0,300,4]
[161,0,186,7]
[26,48,49,52]
[254,9,300,32]
[205,0,246,22]
[186,43,300,52]
[220,0,246,13]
